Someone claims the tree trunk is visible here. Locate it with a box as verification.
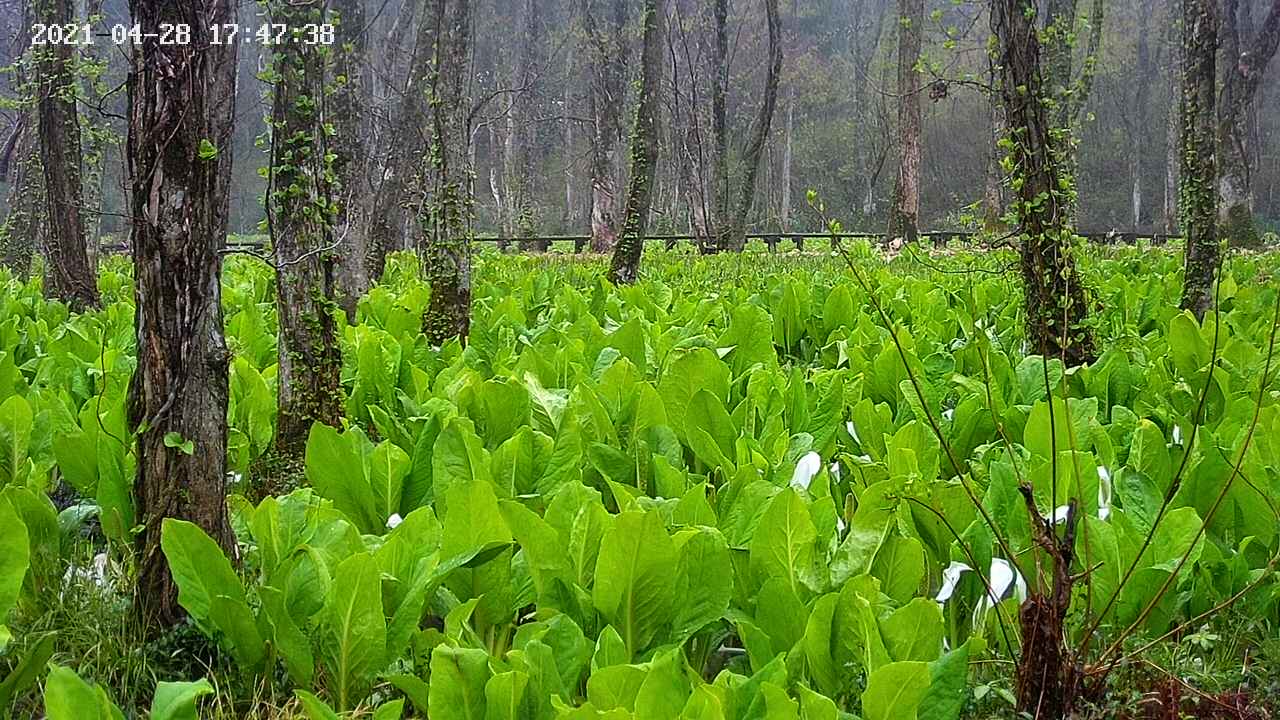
[707,0,727,254]
[1131,0,1156,233]
[585,0,626,252]
[418,0,473,344]
[80,0,108,256]
[993,0,1095,367]
[780,84,794,230]
[1180,0,1218,319]
[981,60,1006,233]
[607,0,664,284]
[513,0,547,251]
[127,0,239,629]
[718,0,782,252]
[1163,10,1181,236]
[0,2,43,279]
[331,0,372,320]
[37,0,99,310]
[366,0,423,281]
[269,0,343,455]
[1216,0,1280,248]
[887,0,922,244]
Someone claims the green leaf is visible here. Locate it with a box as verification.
[749,488,817,594]
[323,552,386,710]
[149,679,214,720]
[162,432,194,456]
[880,598,943,662]
[0,500,28,650]
[861,661,931,720]
[0,632,54,707]
[294,690,341,720]
[429,645,490,720]
[482,670,528,720]
[198,138,219,160]
[592,511,677,659]
[0,395,32,485]
[43,664,124,720]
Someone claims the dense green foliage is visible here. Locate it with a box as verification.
[1,245,1279,717]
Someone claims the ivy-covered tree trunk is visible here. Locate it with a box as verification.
[0,0,44,280]
[81,0,109,257]
[706,0,727,254]
[1216,0,1280,248]
[36,0,99,310]
[607,0,663,284]
[993,0,1095,369]
[269,0,343,455]
[887,0,922,244]
[584,0,625,252]
[127,0,239,629]
[718,0,782,252]
[331,0,373,319]
[1180,0,1218,319]
[418,0,473,344]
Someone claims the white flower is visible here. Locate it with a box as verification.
[1045,505,1072,525]
[386,513,404,529]
[1097,466,1112,520]
[836,515,848,536]
[790,452,823,490]
[936,558,1027,626]
[935,561,973,603]
[942,408,955,421]
[1172,424,1183,444]
[845,420,862,445]
[829,461,842,481]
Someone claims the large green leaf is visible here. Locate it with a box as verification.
[0,395,32,486]
[429,645,491,720]
[861,661,931,720]
[749,488,817,594]
[43,664,124,720]
[0,500,28,650]
[592,511,677,658]
[149,679,214,720]
[323,552,386,710]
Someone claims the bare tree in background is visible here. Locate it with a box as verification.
[331,0,373,318]
[36,0,99,309]
[268,0,342,455]
[716,0,782,251]
[418,0,473,342]
[127,0,239,628]
[887,0,922,244]
[1217,0,1280,248]
[513,0,548,251]
[608,0,664,283]
[1180,0,1218,318]
[584,0,627,252]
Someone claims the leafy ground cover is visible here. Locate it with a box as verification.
[2,243,1280,718]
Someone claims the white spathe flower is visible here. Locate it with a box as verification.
[1045,505,1073,525]
[1097,465,1112,520]
[829,461,841,481]
[791,452,823,490]
[386,513,404,529]
[836,515,848,536]
[942,408,955,421]
[1172,424,1183,444]
[845,420,862,445]
[936,558,1027,624]
[60,552,111,599]
[935,561,973,603]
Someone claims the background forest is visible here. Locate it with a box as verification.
[2,0,1279,243]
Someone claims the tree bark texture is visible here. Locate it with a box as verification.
[706,0,727,253]
[1180,0,1218,319]
[607,0,664,284]
[584,0,626,252]
[513,0,548,251]
[0,2,43,279]
[126,0,239,629]
[993,0,1095,372]
[269,0,343,455]
[887,0,922,244]
[418,0,473,343]
[36,0,99,310]
[1216,0,1280,248]
[331,0,373,319]
[718,0,782,252]
[366,0,424,280]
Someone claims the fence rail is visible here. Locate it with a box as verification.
[100,229,1182,254]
